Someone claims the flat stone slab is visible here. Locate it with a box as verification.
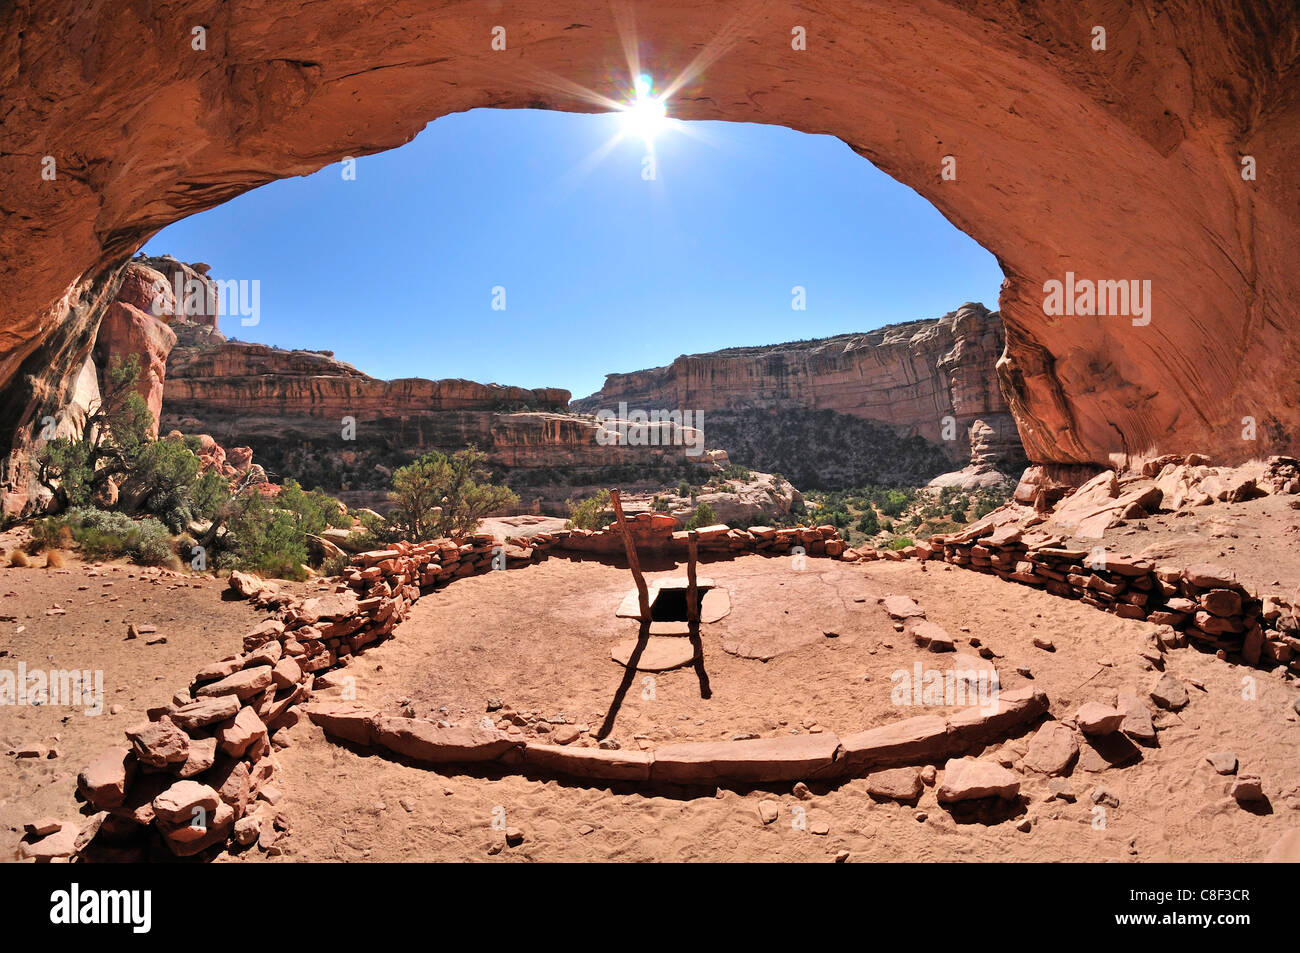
[946,686,1050,745]
[840,715,950,771]
[170,695,242,731]
[615,588,650,619]
[611,637,697,671]
[521,744,652,781]
[880,595,925,620]
[371,715,523,764]
[305,704,379,746]
[652,733,842,784]
[194,665,273,700]
[700,587,731,623]
[657,576,716,590]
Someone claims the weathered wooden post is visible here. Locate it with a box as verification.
[609,489,652,621]
[686,530,700,623]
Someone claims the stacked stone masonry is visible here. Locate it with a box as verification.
[69,518,856,859]
[902,529,1298,674]
[67,493,1297,860]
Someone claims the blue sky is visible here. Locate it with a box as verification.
[143,107,1002,400]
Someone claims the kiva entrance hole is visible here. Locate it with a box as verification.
[649,586,713,622]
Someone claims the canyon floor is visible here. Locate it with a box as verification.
[2,501,1298,863]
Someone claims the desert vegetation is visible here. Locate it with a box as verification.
[806,483,1011,547]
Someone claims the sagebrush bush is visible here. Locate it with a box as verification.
[41,507,177,566]
[320,552,351,577]
[130,518,173,566]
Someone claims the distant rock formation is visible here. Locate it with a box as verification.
[573,304,1026,488]
[157,291,719,507]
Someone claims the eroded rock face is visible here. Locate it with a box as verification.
[94,267,178,437]
[160,329,715,500]
[574,303,1021,473]
[0,1,1297,478]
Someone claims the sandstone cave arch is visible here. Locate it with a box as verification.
[2,1,1297,494]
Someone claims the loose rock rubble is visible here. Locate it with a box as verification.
[899,515,1296,672]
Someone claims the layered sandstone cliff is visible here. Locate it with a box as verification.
[161,326,713,500]
[573,303,1025,486]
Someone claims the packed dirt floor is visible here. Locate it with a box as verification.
[3,505,1298,861]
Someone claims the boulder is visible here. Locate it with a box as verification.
[152,780,221,826]
[227,570,264,598]
[76,747,136,809]
[125,717,190,768]
[937,758,1021,802]
[1075,702,1125,736]
[1021,721,1079,775]
[864,767,924,802]
[216,706,268,757]
[1150,673,1190,710]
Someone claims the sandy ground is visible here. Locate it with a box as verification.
[2,505,1298,863]
[1100,491,1300,607]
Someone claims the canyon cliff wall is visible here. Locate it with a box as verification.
[573,303,1024,487]
[161,321,711,500]
[574,302,1014,457]
[1,2,1297,495]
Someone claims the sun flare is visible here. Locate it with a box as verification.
[617,74,670,143]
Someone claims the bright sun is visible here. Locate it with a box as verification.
[618,74,669,142]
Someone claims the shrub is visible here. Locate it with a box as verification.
[40,507,178,566]
[129,437,201,530]
[188,468,231,522]
[44,549,65,569]
[320,551,351,578]
[34,356,155,511]
[888,536,914,550]
[878,489,911,518]
[685,501,716,531]
[9,550,28,567]
[387,446,517,540]
[221,492,310,580]
[854,509,880,536]
[28,517,74,552]
[130,518,174,566]
[566,489,613,531]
